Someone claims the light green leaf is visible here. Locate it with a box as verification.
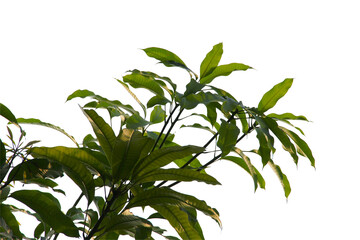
[30,147,95,202]
[123,72,164,96]
[133,145,204,177]
[267,112,309,121]
[66,89,95,101]
[180,123,216,135]
[117,79,147,117]
[199,63,252,84]
[147,95,171,108]
[233,148,259,191]
[217,120,240,156]
[0,103,18,125]
[150,106,166,124]
[128,69,177,92]
[134,168,220,185]
[10,190,79,237]
[200,43,223,78]
[258,78,293,113]
[0,204,23,238]
[279,127,315,167]
[268,160,291,198]
[126,113,150,129]
[82,109,116,161]
[17,118,79,147]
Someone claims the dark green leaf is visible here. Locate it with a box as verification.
[10,190,79,237]
[134,168,220,185]
[280,127,315,167]
[0,103,18,125]
[180,92,224,110]
[135,226,152,240]
[126,113,150,129]
[0,186,10,203]
[0,204,23,238]
[199,63,252,84]
[133,145,204,177]
[150,106,166,124]
[255,127,272,166]
[200,43,223,78]
[147,95,171,108]
[217,120,240,156]
[180,206,204,240]
[258,78,293,113]
[30,147,95,202]
[183,79,204,97]
[0,139,6,167]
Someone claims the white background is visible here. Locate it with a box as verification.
[1,1,360,239]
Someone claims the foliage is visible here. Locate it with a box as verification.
[0,43,315,239]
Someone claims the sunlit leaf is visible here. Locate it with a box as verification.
[233,148,259,191]
[258,78,293,113]
[117,79,147,117]
[199,63,252,84]
[180,123,216,135]
[123,72,164,96]
[267,112,309,121]
[10,190,79,237]
[200,43,223,78]
[0,103,18,126]
[150,106,166,124]
[268,160,291,198]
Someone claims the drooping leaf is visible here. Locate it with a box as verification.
[82,109,116,161]
[258,78,293,113]
[222,156,265,189]
[147,95,171,108]
[279,127,315,167]
[10,190,79,237]
[117,79,147,117]
[268,160,291,198]
[133,168,220,185]
[200,43,223,79]
[180,206,205,240]
[217,120,240,156]
[0,103,18,126]
[183,79,205,97]
[263,117,298,164]
[0,139,6,167]
[16,118,79,147]
[133,145,204,177]
[267,113,309,121]
[0,204,23,238]
[127,187,221,227]
[255,127,272,166]
[126,113,150,129]
[233,148,259,191]
[199,63,252,84]
[150,106,166,124]
[180,123,216,135]
[30,147,95,202]
[128,69,177,92]
[123,72,164,96]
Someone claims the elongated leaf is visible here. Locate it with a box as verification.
[279,127,315,167]
[152,205,201,240]
[255,127,272,166]
[128,187,221,227]
[267,113,309,121]
[180,206,205,240]
[200,43,223,78]
[222,156,265,189]
[179,91,224,110]
[16,118,79,147]
[0,139,6,167]
[217,120,240,156]
[150,106,166,124]
[134,168,220,185]
[66,89,95,101]
[117,79,147,117]
[30,147,95,202]
[233,148,259,191]
[128,69,177,92]
[82,109,116,161]
[258,78,293,113]
[180,123,216,135]
[183,79,205,96]
[10,190,79,237]
[123,72,164,96]
[0,186,10,202]
[0,103,18,125]
[199,63,252,84]
[268,160,291,198]
[147,95,171,108]
[126,113,150,129]
[133,145,204,177]
[263,117,298,164]
[111,129,154,182]
[0,204,23,238]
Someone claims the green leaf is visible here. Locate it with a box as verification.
[82,109,116,161]
[183,79,205,97]
[128,187,221,227]
[268,160,291,198]
[126,113,150,129]
[135,225,152,240]
[128,69,177,92]
[279,127,315,167]
[66,89,95,101]
[258,78,293,113]
[267,113,309,121]
[179,92,224,110]
[134,168,220,185]
[30,147,95,202]
[123,72,164,96]
[0,204,23,238]
[199,63,252,84]
[180,206,205,240]
[16,118,79,147]
[0,186,10,203]
[200,43,223,78]
[263,117,298,164]
[233,148,260,191]
[10,190,79,237]
[255,127,272,166]
[0,139,6,167]
[180,123,216,135]
[111,129,154,182]
[222,156,265,189]
[152,205,201,240]
[217,120,240,156]
[147,95,171,108]
[150,106,166,124]
[133,145,204,177]
[117,79,147,116]
[0,103,18,125]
